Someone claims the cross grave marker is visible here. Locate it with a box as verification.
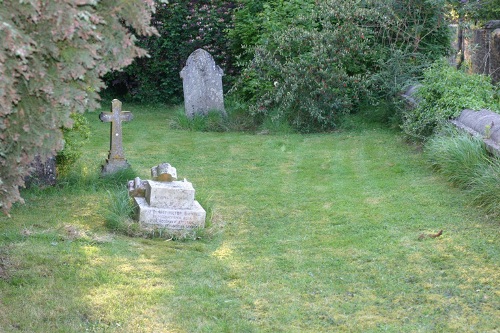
[99,99,133,175]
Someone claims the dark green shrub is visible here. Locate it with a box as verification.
[228,0,317,65]
[366,0,452,124]
[402,59,499,140]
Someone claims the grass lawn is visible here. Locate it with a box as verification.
[0,103,498,332]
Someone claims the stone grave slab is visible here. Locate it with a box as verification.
[129,163,206,232]
[145,180,195,209]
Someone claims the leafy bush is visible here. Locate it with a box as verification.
[230,0,377,132]
[230,0,452,132]
[367,50,429,125]
[425,126,500,217]
[402,59,499,141]
[360,0,452,124]
[228,0,317,65]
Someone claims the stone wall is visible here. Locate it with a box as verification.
[461,20,500,84]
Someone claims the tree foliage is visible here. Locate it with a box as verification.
[0,0,156,214]
[447,0,500,24]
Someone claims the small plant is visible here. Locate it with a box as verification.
[171,98,257,132]
[484,123,492,139]
[103,189,141,236]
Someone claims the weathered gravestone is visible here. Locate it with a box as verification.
[99,99,133,175]
[180,49,226,118]
[450,109,500,156]
[128,163,206,232]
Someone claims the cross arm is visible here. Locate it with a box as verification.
[99,112,112,122]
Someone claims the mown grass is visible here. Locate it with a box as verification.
[0,103,498,332]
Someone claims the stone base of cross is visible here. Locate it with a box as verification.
[99,99,133,175]
[101,158,131,175]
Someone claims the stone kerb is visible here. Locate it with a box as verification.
[450,109,500,156]
[401,84,422,109]
[180,48,226,118]
[400,88,500,156]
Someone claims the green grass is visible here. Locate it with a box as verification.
[0,103,499,332]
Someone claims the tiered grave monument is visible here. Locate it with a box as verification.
[128,163,206,231]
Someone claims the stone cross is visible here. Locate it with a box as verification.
[180,48,226,118]
[99,99,133,175]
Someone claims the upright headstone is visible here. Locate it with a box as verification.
[180,49,226,118]
[99,99,133,175]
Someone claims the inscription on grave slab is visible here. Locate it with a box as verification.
[180,49,226,118]
[134,197,206,230]
[99,99,133,175]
